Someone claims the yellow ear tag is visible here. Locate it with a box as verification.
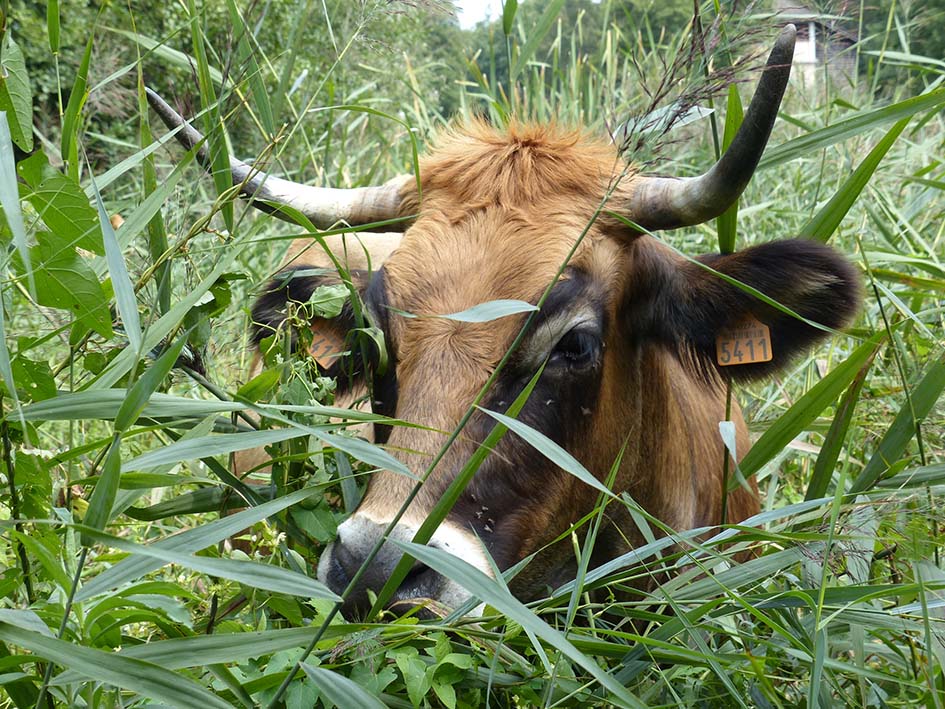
[309,325,346,369]
[716,317,773,366]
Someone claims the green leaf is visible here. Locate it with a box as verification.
[502,0,519,35]
[91,172,142,353]
[392,299,539,323]
[509,0,566,83]
[850,352,945,494]
[79,527,340,600]
[759,88,945,170]
[478,407,617,500]
[394,541,644,708]
[122,428,309,472]
[81,434,122,539]
[226,0,274,136]
[301,664,386,709]
[805,345,878,500]
[47,0,61,52]
[307,283,349,318]
[716,84,743,254]
[0,112,32,295]
[0,34,33,151]
[18,390,245,421]
[76,486,319,601]
[62,34,94,177]
[801,117,909,242]
[737,333,886,483]
[0,623,233,709]
[115,332,190,432]
[314,430,416,480]
[27,233,113,338]
[26,172,105,254]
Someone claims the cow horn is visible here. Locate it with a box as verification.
[145,88,410,230]
[627,24,796,231]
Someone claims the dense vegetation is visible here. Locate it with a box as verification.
[1,0,943,706]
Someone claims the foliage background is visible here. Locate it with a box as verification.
[1,0,943,707]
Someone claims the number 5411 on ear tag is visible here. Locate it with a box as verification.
[716,317,773,366]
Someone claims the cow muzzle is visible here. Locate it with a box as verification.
[316,512,494,618]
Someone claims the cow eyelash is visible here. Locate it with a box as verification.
[549,329,601,370]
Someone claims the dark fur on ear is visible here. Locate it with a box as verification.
[676,238,862,380]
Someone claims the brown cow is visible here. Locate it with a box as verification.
[148,25,860,616]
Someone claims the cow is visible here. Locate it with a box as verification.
[147,24,860,617]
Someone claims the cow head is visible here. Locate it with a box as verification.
[148,25,861,616]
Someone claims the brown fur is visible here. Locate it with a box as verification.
[246,120,860,600]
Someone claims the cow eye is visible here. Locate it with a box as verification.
[549,329,600,370]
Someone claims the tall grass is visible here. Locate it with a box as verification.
[1,0,944,707]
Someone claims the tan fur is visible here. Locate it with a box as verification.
[243,121,759,595]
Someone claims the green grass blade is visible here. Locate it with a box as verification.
[61,34,93,178]
[91,172,141,353]
[805,346,879,500]
[301,664,387,709]
[801,117,909,242]
[76,486,319,601]
[122,428,308,472]
[0,112,33,296]
[81,434,122,542]
[78,526,339,600]
[849,351,945,494]
[509,0,565,83]
[393,541,645,709]
[478,407,617,500]
[114,332,190,433]
[759,88,945,170]
[737,333,886,484]
[716,84,743,254]
[0,623,232,708]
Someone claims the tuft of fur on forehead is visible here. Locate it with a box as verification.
[406,119,631,218]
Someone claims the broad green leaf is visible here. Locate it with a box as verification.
[479,407,617,500]
[0,35,33,151]
[716,84,743,254]
[92,172,142,353]
[122,428,309,472]
[0,623,232,709]
[79,527,339,599]
[0,610,53,637]
[62,34,94,177]
[301,664,386,709]
[875,463,945,489]
[27,233,113,338]
[394,541,644,708]
[27,172,105,254]
[801,117,909,242]
[509,0,566,83]
[850,352,945,494]
[76,486,319,600]
[737,333,886,483]
[760,88,945,170]
[307,283,349,318]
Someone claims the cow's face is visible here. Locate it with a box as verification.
[147,25,860,617]
[310,123,860,616]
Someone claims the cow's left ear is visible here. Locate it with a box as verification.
[668,238,862,380]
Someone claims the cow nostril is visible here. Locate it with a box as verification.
[397,556,443,601]
[332,540,363,580]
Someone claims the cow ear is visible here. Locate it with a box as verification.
[671,239,861,381]
[251,267,376,390]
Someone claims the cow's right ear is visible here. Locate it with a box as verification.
[251,266,376,391]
